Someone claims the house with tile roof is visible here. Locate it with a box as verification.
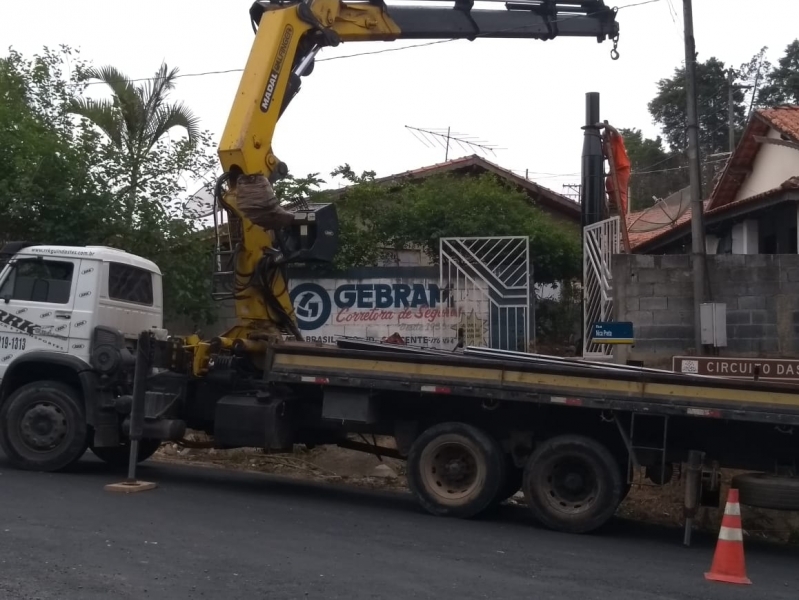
[625,105,799,255]
[351,154,581,227]
[326,154,580,270]
[608,106,799,365]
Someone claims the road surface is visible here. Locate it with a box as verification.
[1,453,797,599]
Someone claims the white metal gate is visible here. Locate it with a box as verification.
[583,217,621,359]
[440,236,531,352]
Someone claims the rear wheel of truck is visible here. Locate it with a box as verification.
[522,434,623,534]
[0,381,88,472]
[407,422,505,519]
[90,439,162,469]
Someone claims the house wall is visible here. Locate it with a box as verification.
[611,253,799,368]
[735,127,799,201]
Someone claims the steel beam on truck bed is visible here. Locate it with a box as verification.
[267,343,799,425]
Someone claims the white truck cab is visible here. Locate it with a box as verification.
[0,244,163,380]
[0,243,166,471]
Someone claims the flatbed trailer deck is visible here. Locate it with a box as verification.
[267,341,799,426]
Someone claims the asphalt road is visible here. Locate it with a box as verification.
[1,453,797,600]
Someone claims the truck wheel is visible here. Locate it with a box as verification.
[732,472,799,510]
[0,381,88,472]
[523,434,623,534]
[90,439,162,469]
[407,422,505,519]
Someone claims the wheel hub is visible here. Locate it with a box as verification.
[563,472,585,492]
[543,457,598,512]
[421,440,482,502]
[19,403,68,451]
[444,458,468,480]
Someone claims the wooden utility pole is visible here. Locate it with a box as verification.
[728,69,736,153]
[683,0,706,355]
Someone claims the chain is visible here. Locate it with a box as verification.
[611,33,620,60]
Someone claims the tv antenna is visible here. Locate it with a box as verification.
[405,125,503,161]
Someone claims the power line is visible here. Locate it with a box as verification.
[514,155,728,181]
[85,0,657,87]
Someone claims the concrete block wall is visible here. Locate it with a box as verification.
[612,254,799,368]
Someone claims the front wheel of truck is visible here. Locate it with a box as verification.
[407,422,505,519]
[0,381,88,472]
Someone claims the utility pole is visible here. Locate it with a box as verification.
[683,0,706,355]
[728,68,736,153]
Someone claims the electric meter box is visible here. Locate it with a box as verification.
[700,302,727,347]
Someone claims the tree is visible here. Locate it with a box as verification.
[618,128,687,210]
[66,61,219,326]
[321,165,581,284]
[739,46,772,115]
[758,40,799,106]
[1,45,219,326]
[648,56,746,158]
[67,62,201,226]
[0,46,121,246]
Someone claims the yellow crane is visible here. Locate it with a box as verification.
[195,0,621,376]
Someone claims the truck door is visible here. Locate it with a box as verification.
[67,259,100,364]
[0,256,79,382]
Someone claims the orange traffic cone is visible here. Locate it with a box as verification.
[705,488,751,585]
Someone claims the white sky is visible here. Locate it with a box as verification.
[2,0,798,199]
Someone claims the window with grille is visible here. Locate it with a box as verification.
[108,262,153,305]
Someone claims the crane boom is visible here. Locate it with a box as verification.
[220,0,619,178]
[211,0,620,346]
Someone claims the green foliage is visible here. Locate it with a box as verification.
[0,45,218,325]
[67,63,205,226]
[648,57,746,158]
[534,280,581,349]
[617,128,687,211]
[0,46,121,246]
[306,165,581,284]
[758,40,799,106]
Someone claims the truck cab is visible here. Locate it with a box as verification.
[0,243,165,471]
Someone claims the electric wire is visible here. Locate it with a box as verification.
[85,0,658,87]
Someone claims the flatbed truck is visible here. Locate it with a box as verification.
[2,244,799,534]
[3,0,798,537]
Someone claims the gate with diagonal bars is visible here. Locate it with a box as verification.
[582,216,621,359]
[439,236,531,352]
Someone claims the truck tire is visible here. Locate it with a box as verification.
[90,439,162,469]
[522,434,623,534]
[732,472,799,511]
[407,422,505,519]
[0,381,88,472]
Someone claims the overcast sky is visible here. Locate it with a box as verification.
[2,0,797,199]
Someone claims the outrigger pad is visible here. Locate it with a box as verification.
[104,480,157,493]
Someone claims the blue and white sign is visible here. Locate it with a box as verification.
[289,277,465,348]
[590,321,634,345]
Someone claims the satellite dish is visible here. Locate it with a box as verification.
[182,171,221,219]
[628,186,691,233]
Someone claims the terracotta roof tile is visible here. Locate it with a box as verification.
[708,105,799,210]
[326,154,580,219]
[626,200,708,250]
[629,178,799,251]
[760,105,799,139]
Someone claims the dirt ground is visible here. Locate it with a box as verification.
[153,432,799,545]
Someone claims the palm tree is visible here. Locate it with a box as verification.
[68,62,200,223]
